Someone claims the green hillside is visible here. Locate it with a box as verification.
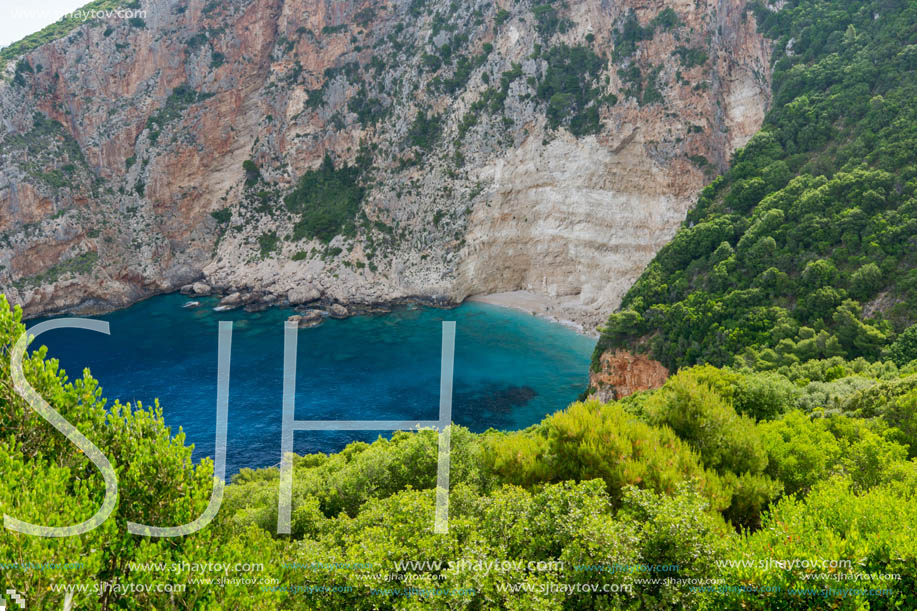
[594,0,917,373]
[2,296,916,608]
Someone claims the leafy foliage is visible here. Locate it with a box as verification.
[596,0,917,372]
[532,2,572,39]
[242,159,261,186]
[888,323,917,366]
[0,296,282,609]
[1,292,915,607]
[210,207,232,224]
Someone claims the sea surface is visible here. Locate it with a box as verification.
[30,294,595,476]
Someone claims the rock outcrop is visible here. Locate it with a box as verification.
[287,310,324,328]
[589,349,670,401]
[0,0,772,329]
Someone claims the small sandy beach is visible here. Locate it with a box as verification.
[466,291,600,338]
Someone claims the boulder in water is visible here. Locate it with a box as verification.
[287,310,324,329]
[329,303,349,318]
[219,292,243,307]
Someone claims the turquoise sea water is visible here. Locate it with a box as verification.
[31,294,595,475]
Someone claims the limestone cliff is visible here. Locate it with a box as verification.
[0,0,771,330]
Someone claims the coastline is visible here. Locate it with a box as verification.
[16,283,600,340]
[466,291,599,339]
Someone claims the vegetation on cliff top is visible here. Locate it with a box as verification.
[594,0,917,372]
[0,0,137,65]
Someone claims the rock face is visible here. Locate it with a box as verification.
[589,349,670,401]
[0,0,771,328]
[287,285,321,305]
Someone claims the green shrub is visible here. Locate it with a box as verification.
[716,477,917,609]
[672,46,708,68]
[888,324,917,366]
[486,400,728,509]
[210,208,232,224]
[536,45,606,135]
[284,154,364,243]
[651,8,681,31]
[0,296,280,609]
[690,365,799,421]
[619,482,731,608]
[242,159,260,186]
[646,371,768,476]
[760,410,841,495]
[532,4,571,39]
[406,111,442,151]
[257,231,278,256]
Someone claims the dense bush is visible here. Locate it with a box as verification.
[888,323,917,366]
[759,410,840,496]
[717,476,917,610]
[406,111,443,151]
[284,154,365,243]
[0,296,281,609]
[484,400,725,507]
[645,371,767,476]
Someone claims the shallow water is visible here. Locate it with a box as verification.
[31,294,595,475]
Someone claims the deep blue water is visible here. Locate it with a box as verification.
[31,294,595,476]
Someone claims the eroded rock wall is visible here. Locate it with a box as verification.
[0,0,771,329]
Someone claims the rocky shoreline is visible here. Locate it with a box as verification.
[183,281,602,337]
[14,274,599,340]
[179,279,459,317]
